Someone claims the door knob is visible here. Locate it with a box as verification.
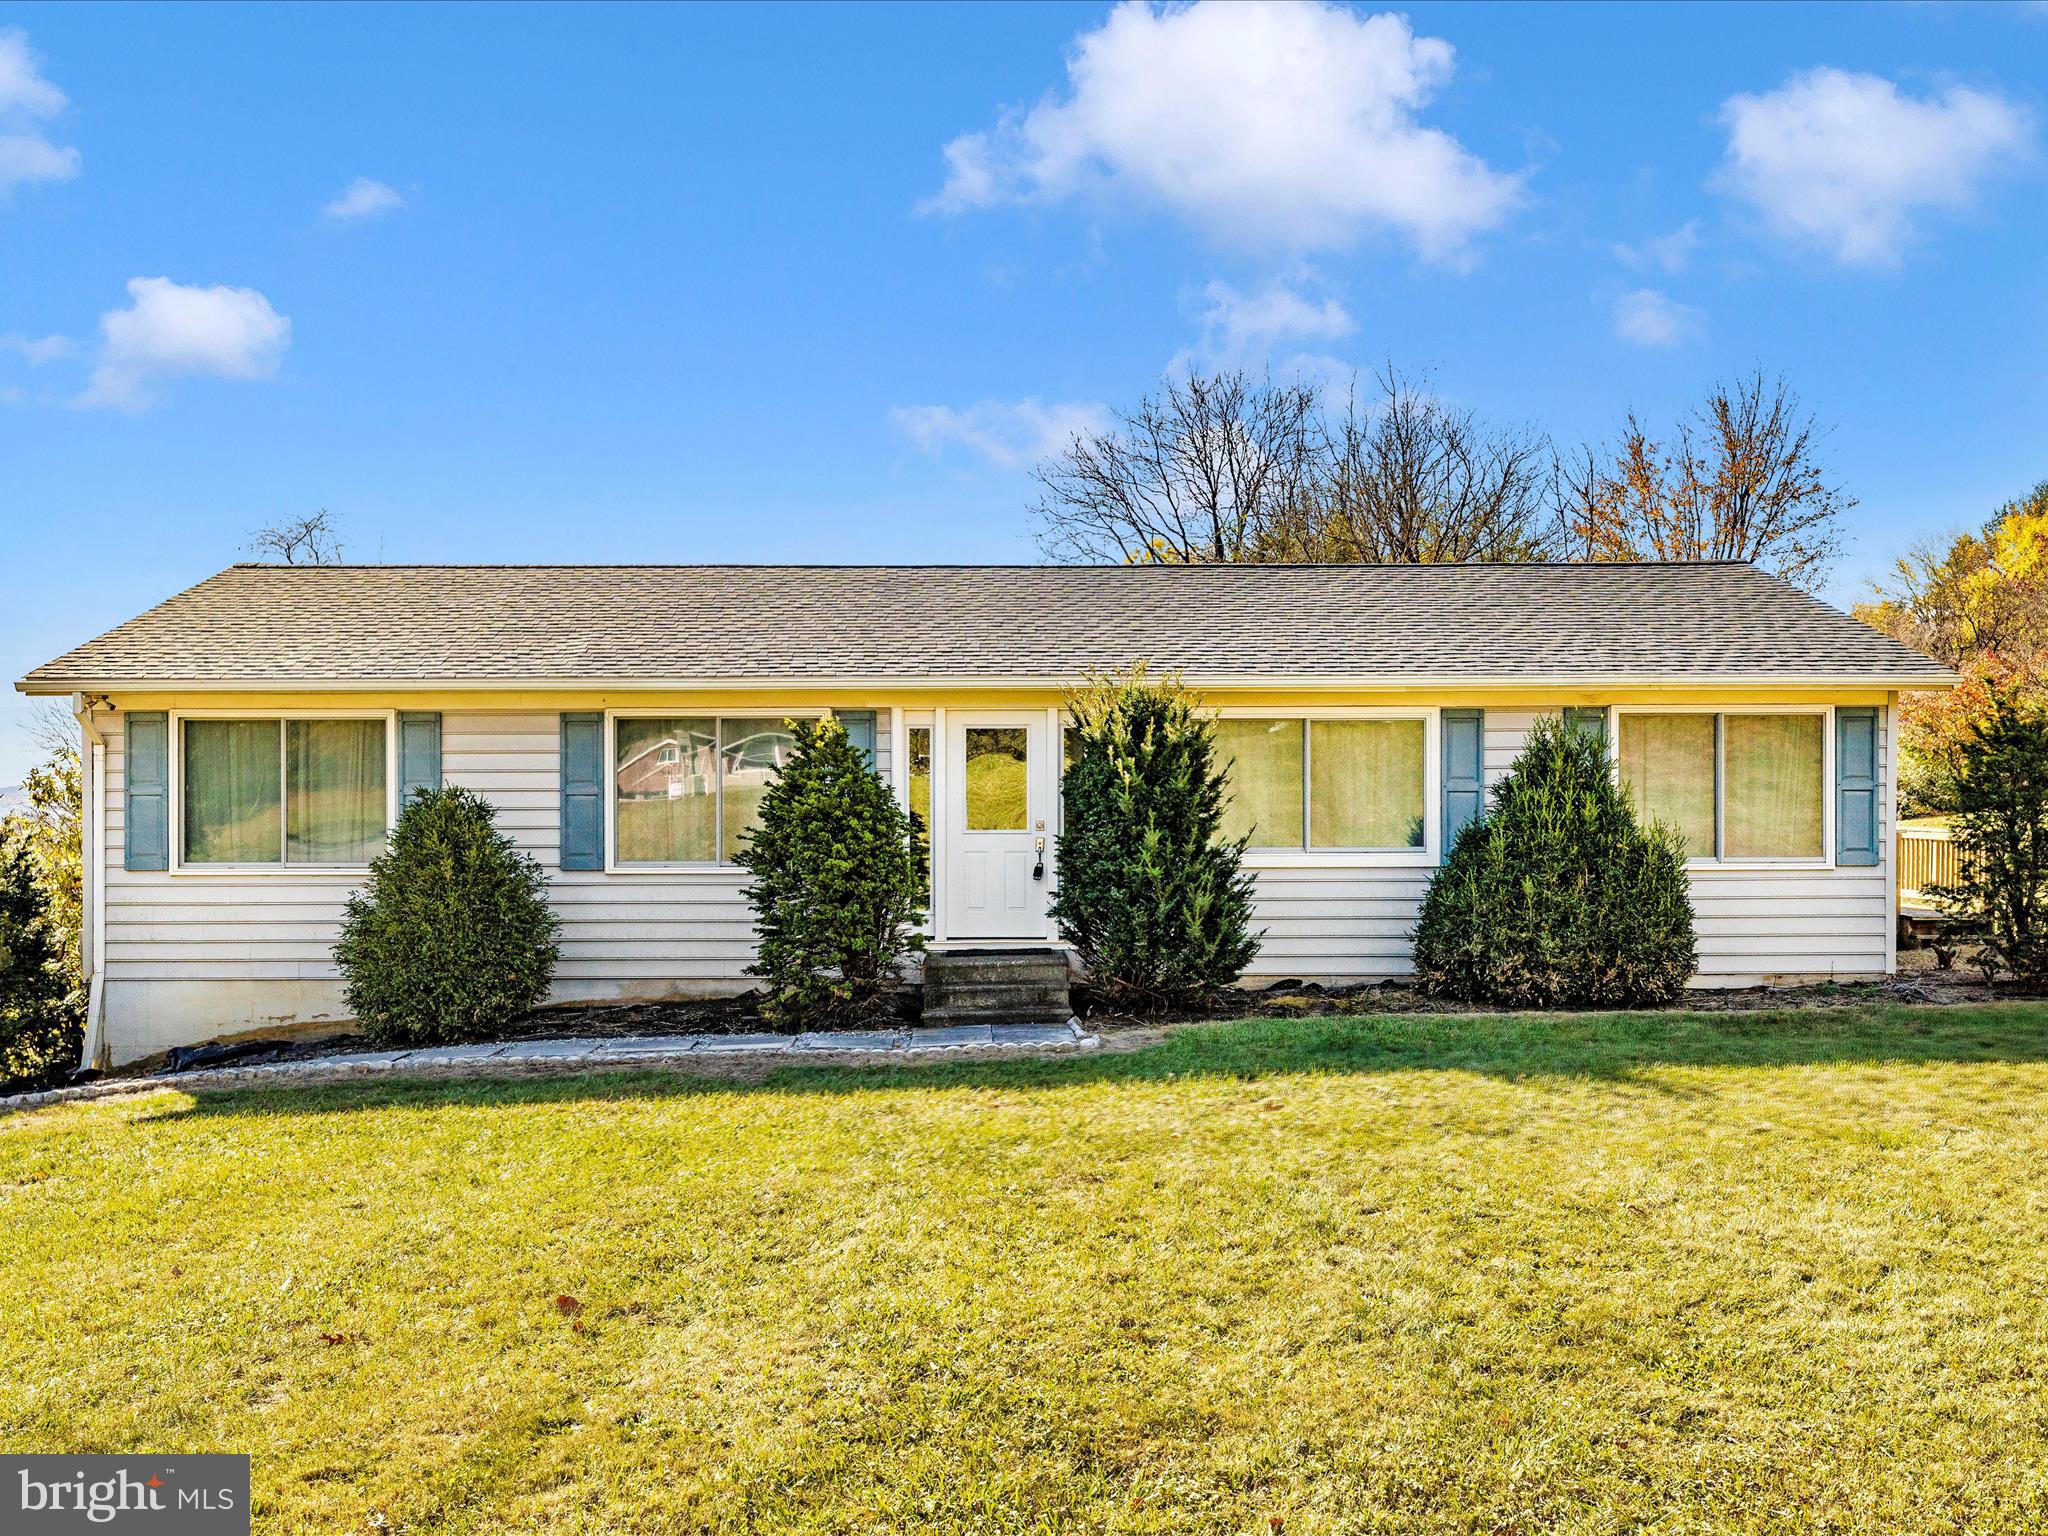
[1032,835,1045,881]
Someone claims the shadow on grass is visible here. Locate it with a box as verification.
[136,1002,2048,1122]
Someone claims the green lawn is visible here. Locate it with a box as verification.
[7,1006,2048,1533]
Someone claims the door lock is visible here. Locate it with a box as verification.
[1032,835,1045,882]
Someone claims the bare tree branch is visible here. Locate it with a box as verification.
[1259,365,1561,563]
[26,701,78,762]
[1033,366,1559,565]
[1031,370,1323,563]
[247,508,345,565]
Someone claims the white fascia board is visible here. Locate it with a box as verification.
[18,670,1965,695]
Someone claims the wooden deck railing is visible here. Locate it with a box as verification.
[1898,823,1962,908]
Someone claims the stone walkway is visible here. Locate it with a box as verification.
[1,1020,1097,1115]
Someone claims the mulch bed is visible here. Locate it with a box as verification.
[120,950,2014,1083]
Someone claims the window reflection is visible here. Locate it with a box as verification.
[964,727,1028,831]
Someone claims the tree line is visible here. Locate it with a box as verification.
[1031,363,1850,592]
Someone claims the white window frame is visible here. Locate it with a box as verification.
[604,707,827,872]
[168,708,399,876]
[1608,704,1835,871]
[1214,706,1441,869]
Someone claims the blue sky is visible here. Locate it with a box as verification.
[2,0,2044,781]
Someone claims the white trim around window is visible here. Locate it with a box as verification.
[166,708,399,876]
[1606,703,1835,871]
[603,707,828,873]
[1213,706,1441,869]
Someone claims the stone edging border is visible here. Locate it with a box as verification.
[2,1020,1098,1116]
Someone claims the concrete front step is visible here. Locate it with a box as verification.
[924,953,1071,985]
[926,980,1070,1012]
[922,946,1073,1023]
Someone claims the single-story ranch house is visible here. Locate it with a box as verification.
[19,561,1955,1067]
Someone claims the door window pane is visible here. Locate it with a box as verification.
[286,719,387,863]
[616,717,715,862]
[907,727,932,830]
[964,727,1028,831]
[1724,714,1824,858]
[1619,714,1717,857]
[1310,720,1426,849]
[1216,718,1304,849]
[183,719,282,864]
[721,718,797,858]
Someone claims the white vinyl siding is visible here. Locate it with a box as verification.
[96,710,895,1056]
[93,698,1885,1062]
[1472,709,1889,984]
[1215,706,1886,986]
[1239,867,1434,979]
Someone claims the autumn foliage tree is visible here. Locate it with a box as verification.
[1556,369,1851,592]
[1856,481,2048,814]
[1857,482,2048,671]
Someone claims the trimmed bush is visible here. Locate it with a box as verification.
[335,787,561,1045]
[1412,714,1696,1007]
[1051,667,1260,1012]
[735,716,928,1029]
[0,826,82,1092]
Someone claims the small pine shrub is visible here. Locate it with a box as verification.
[1051,666,1260,1012]
[735,716,928,1029]
[1929,691,2048,990]
[335,786,561,1045]
[0,827,82,1092]
[1412,714,1696,1007]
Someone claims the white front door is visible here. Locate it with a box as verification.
[943,713,1051,940]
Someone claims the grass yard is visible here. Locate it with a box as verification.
[7,1005,2048,1533]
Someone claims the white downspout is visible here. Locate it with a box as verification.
[71,693,108,1073]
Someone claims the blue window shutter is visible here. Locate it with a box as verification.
[560,712,604,870]
[397,712,442,806]
[123,712,169,872]
[1836,706,1880,866]
[839,709,876,767]
[1564,707,1607,746]
[1441,708,1484,852]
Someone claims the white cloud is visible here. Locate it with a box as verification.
[923,0,1520,259]
[0,29,78,197]
[1613,288,1703,348]
[891,398,1109,470]
[1165,277,1357,385]
[1193,279,1353,356]
[0,331,70,364]
[323,176,405,221]
[76,277,291,412]
[0,28,65,116]
[1613,219,1700,274]
[1716,68,2033,266]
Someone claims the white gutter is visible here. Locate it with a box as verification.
[71,692,108,1073]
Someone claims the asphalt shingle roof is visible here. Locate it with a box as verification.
[18,562,1955,691]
